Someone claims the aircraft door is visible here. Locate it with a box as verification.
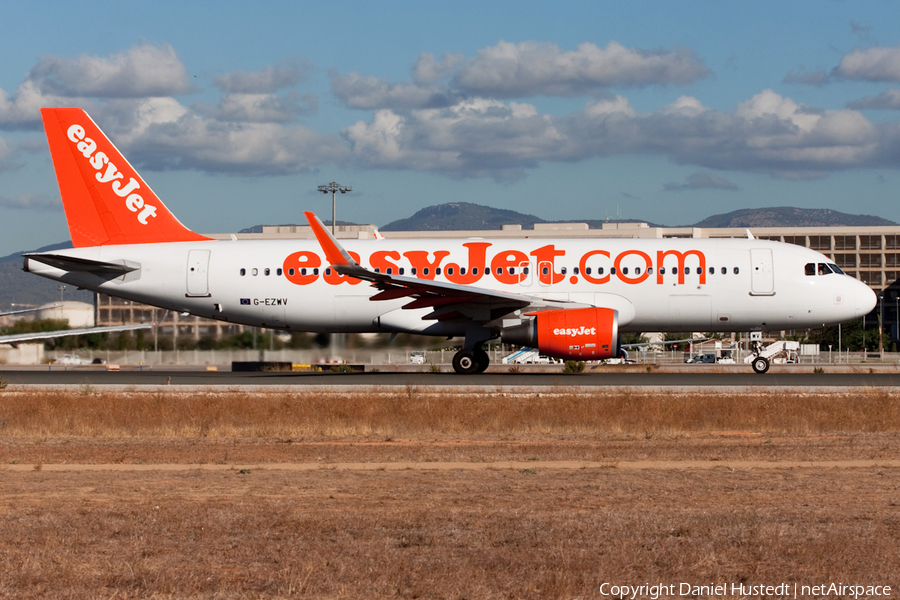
[750,249,775,296]
[186,250,210,297]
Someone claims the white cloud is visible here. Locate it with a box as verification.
[330,70,460,110]
[195,92,317,123]
[115,100,348,175]
[847,89,900,110]
[833,45,900,82]
[214,62,312,93]
[452,41,711,98]
[412,52,464,85]
[28,44,194,98]
[343,89,889,181]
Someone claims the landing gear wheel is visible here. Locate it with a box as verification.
[474,348,490,373]
[751,356,770,374]
[452,349,480,374]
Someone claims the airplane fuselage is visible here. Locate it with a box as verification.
[26,236,876,336]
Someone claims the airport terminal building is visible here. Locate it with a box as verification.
[95,222,900,342]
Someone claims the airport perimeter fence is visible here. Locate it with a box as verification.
[34,348,900,368]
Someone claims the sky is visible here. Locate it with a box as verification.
[2,0,900,255]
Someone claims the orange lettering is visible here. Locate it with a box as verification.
[530,244,565,284]
[657,249,706,285]
[402,250,450,280]
[579,250,611,284]
[283,251,321,285]
[445,242,491,284]
[614,250,652,284]
[490,250,529,284]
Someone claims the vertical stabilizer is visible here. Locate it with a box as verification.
[41,108,212,247]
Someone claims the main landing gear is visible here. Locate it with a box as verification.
[452,346,490,374]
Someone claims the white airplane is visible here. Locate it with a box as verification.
[23,108,876,374]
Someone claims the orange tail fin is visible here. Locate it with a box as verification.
[41,108,212,247]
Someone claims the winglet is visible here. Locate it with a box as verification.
[304,211,359,267]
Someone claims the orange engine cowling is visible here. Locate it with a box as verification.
[501,307,619,360]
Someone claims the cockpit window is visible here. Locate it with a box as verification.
[805,263,815,276]
[817,263,831,275]
[828,263,844,275]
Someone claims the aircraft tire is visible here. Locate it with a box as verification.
[452,349,480,374]
[751,356,770,374]
[474,348,490,373]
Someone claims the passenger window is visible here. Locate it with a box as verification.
[240,268,246,276]
[300,268,307,276]
[399,268,405,275]
[251,268,258,276]
[660,267,666,275]
[288,268,294,276]
[684,267,690,275]
[386,268,393,275]
[523,267,529,275]
[634,267,640,275]
[585,267,591,275]
[561,267,567,275]
[471,268,476,275]
[622,267,629,275]
[325,268,332,276]
[459,267,465,275]
[447,267,454,275]
[818,263,830,275]
[313,268,319,275]
[277,268,283,276]
[509,267,515,275]
[733,267,739,275]
[696,267,702,275]
[497,267,503,275]
[709,267,714,275]
[411,268,417,275]
[647,267,653,275]
[610,267,616,275]
[423,268,429,276]
[436,267,442,275]
[721,267,726,275]
[264,268,270,276]
[573,267,579,275]
[374,268,380,273]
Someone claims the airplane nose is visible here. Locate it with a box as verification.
[853,280,878,317]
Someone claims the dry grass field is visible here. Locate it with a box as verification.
[1,386,899,598]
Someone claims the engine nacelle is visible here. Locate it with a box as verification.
[501,307,619,360]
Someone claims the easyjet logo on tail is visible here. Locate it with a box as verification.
[66,124,157,225]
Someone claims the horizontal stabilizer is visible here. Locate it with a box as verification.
[23,253,139,275]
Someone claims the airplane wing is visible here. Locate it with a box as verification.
[0,323,153,345]
[304,212,579,325]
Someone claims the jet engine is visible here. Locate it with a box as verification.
[501,307,619,360]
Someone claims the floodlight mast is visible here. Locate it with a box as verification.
[317,181,352,235]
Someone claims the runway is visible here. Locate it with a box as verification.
[3,368,900,388]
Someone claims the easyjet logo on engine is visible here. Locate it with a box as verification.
[283,244,708,287]
[66,124,158,225]
[553,326,597,337]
